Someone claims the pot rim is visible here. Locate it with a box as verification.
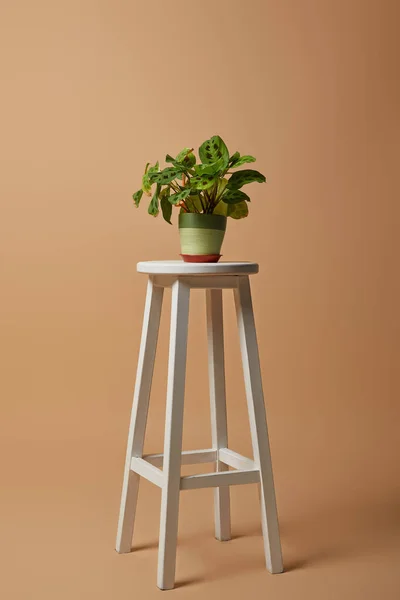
[179,212,227,231]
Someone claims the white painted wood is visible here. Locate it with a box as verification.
[116,280,163,553]
[143,448,217,468]
[180,469,260,490]
[153,274,239,290]
[116,267,284,588]
[157,280,190,590]
[219,448,256,471]
[234,276,284,574]
[206,289,231,541]
[137,260,259,276]
[130,458,164,488]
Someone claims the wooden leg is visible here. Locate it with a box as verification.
[157,280,190,590]
[234,276,283,574]
[206,289,231,541]
[116,278,164,553]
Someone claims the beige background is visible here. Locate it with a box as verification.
[1,1,399,598]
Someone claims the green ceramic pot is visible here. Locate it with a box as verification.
[179,213,227,260]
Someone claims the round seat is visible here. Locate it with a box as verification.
[137,260,259,276]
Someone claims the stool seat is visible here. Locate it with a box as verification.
[137,260,259,276]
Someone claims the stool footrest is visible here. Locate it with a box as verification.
[219,448,256,470]
[130,448,259,491]
[180,469,260,490]
[143,448,217,468]
[131,457,164,488]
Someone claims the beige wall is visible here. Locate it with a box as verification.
[1,1,399,598]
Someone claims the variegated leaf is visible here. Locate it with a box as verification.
[228,200,249,219]
[149,167,182,184]
[142,161,159,195]
[227,169,266,190]
[148,183,161,217]
[169,188,191,205]
[160,189,172,223]
[132,189,143,207]
[229,151,240,166]
[231,155,256,168]
[190,174,216,190]
[199,135,229,167]
[222,189,250,204]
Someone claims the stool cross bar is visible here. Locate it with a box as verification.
[116,261,283,590]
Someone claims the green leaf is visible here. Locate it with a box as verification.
[213,200,228,216]
[132,189,143,207]
[182,151,196,168]
[227,169,266,190]
[169,188,191,205]
[175,148,196,168]
[160,189,172,224]
[194,155,226,176]
[165,149,196,170]
[227,200,249,219]
[229,151,240,166]
[176,148,191,162]
[148,183,161,217]
[222,189,250,204]
[142,162,159,196]
[142,173,152,195]
[213,199,249,218]
[194,163,214,176]
[184,195,204,213]
[216,177,229,197]
[149,167,182,184]
[190,174,216,190]
[199,135,229,167]
[142,175,151,195]
[231,155,256,168]
[148,161,159,174]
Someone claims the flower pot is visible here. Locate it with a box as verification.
[179,213,227,263]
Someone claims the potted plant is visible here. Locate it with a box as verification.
[132,135,266,262]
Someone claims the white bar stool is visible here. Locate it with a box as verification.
[116,261,283,590]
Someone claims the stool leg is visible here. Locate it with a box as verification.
[234,276,284,574]
[157,280,190,590]
[116,278,164,553]
[206,289,231,542]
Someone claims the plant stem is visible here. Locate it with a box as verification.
[199,193,206,213]
[186,198,199,213]
[204,189,212,213]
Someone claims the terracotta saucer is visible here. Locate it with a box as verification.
[180,254,222,263]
